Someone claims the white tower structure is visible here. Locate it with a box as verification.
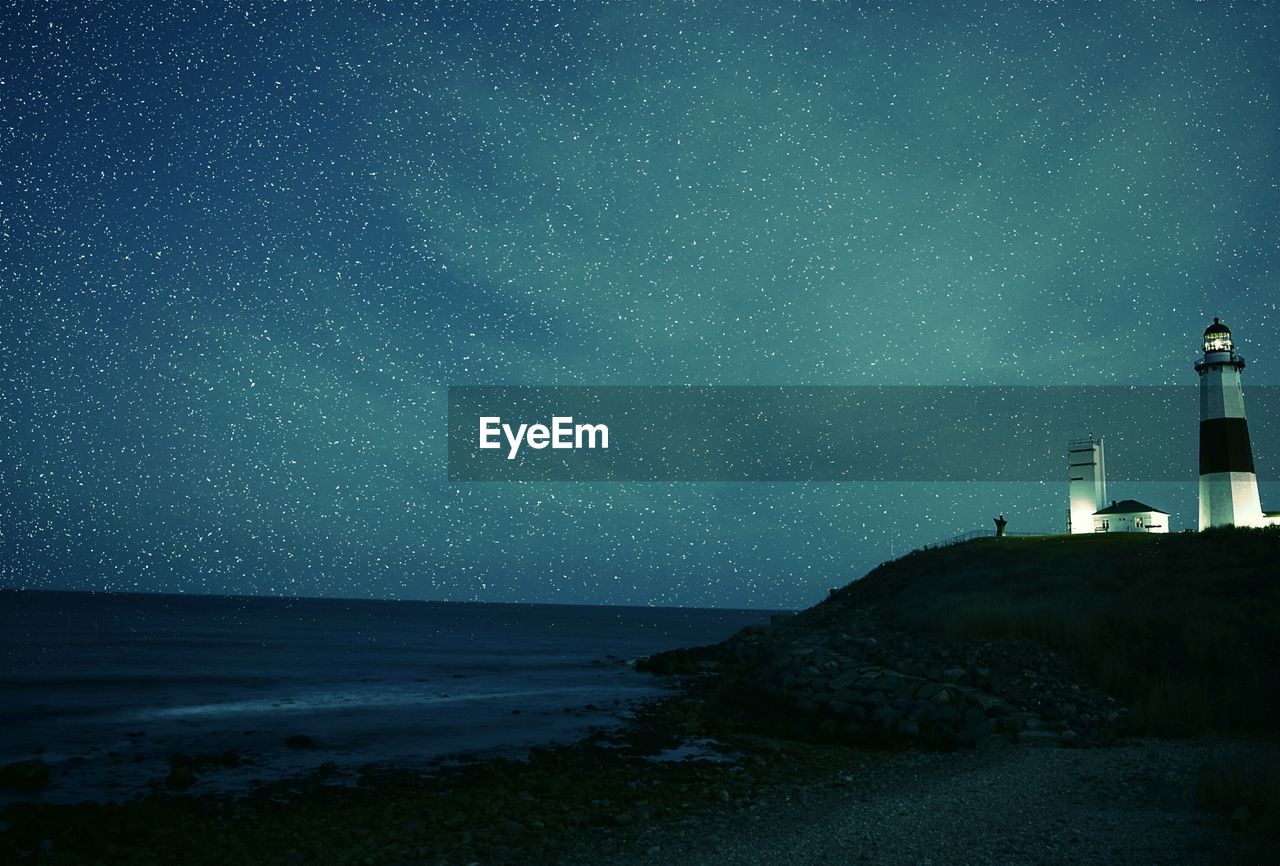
[1068,436,1107,534]
[1196,318,1266,529]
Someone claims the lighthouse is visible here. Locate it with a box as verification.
[1195,318,1266,529]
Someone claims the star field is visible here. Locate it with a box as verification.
[3,0,1279,608]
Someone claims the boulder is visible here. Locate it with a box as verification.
[165,765,197,790]
[871,705,901,730]
[973,692,1003,711]
[0,759,49,791]
[915,682,947,700]
[932,705,961,726]
[1230,804,1251,831]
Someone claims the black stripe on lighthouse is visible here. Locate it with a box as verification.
[1199,417,1256,475]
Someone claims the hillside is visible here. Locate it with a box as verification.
[823,526,1280,734]
[645,526,1280,740]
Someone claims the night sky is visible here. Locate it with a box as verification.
[3,0,1279,609]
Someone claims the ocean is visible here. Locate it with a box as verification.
[0,591,777,805]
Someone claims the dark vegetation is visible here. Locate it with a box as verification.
[642,526,1280,847]
[813,525,1280,847]
[818,526,1280,737]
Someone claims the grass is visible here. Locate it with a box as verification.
[820,526,1280,736]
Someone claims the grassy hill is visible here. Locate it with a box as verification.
[813,526,1280,735]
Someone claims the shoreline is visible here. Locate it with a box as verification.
[0,681,1268,865]
[7,532,1280,863]
[0,686,668,811]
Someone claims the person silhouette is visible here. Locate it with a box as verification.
[994,514,1007,537]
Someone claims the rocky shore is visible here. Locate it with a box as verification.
[5,530,1279,863]
[639,605,1129,752]
[0,614,1264,865]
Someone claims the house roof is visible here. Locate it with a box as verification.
[1094,499,1168,515]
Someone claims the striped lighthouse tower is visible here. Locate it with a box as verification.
[1196,318,1265,529]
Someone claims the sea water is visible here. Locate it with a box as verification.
[0,591,775,804]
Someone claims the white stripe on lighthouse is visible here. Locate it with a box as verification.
[1199,472,1265,529]
[1200,363,1247,420]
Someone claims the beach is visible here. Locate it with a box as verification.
[0,591,775,806]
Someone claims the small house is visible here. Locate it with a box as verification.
[1093,499,1169,533]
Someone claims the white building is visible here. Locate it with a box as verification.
[1067,436,1106,534]
[1066,437,1170,532]
[1092,499,1169,534]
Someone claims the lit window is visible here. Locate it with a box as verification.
[1205,332,1232,353]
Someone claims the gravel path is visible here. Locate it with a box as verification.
[570,740,1242,865]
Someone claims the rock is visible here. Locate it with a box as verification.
[973,692,1003,711]
[1230,804,1251,831]
[915,682,947,700]
[872,705,901,729]
[165,765,197,790]
[0,759,49,791]
[285,734,316,749]
[972,718,1000,737]
[941,668,967,683]
[1016,730,1061,746]
[871,673,904,691]
[900,660,927,677]
[317,761,338,777]
[933,705,961,726]
[834,688,860,705]
[1007,712,1040,731]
